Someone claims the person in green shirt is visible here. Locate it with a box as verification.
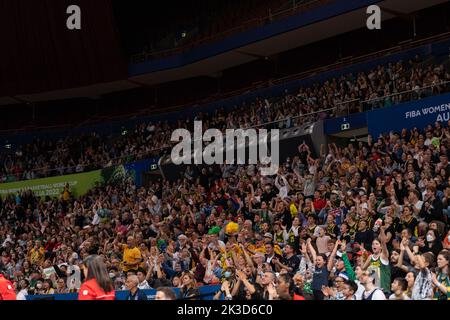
[432,251,449,300]
[362,227,391,294]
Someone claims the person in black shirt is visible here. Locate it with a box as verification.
[354,220,374,250]
[339,223,352,243]
[261,184,277,204]
[398,206,419,237]
[199,167,210,189]
[233,268,263,300]
[418,229,443,257]
[272,244,300,274]
[389,249,407,282]
[420,188,444,223]
[264,242,283,272]
[382,214,396,250]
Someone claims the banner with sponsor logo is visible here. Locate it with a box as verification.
[0,157,160,199]
[0,169,103,199]
[367,92,450,138]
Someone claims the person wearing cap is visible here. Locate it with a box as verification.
[207,229,225,252]
[262,233,282,256]
[322,272,349,300]
[247,234,265,254]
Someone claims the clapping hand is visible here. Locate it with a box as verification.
[340,240,347,252]
[221,280,230,292]
[236,269,247,281]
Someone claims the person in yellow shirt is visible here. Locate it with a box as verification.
[29,240,45,266]
[246,236,266,254]
[263,233,283,256]
[62,183,71,201]
[114,236,143,272]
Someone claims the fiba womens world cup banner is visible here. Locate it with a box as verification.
[0,158,158,199]
[0,170,104,199]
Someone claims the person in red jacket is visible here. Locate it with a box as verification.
[78,255,115,300]
[0,272,17,300]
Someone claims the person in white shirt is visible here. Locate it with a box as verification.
[16,279,29,300]
[360,270,386,300]
[275,174,289,199]
[136,269,151,290]
[408,190,423,218]
[389,277,410,300]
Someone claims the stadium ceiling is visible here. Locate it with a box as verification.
[2,0,446,105]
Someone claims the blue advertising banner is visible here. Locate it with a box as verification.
[26,285,221,301]
[367,92,450,138]
[124,158,159,187]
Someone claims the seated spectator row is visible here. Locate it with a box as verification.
[1,57,449,184]
[0,120,449,300]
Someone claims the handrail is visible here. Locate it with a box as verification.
[130,0,328,62]
[3,80,449,183]
[3,32,449,139]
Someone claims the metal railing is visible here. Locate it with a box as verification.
[130,0,329,63]
[3,31,449,139]
[3,79,449,184]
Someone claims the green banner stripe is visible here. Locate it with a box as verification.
[0,170,103,199]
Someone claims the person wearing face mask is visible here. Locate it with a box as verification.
[108,267,119,282]
[419,229,443,257]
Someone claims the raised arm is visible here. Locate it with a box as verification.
[396,239,410,272]
[378,227,389,262]
[404,241,418,266]
[240,244,256,275]
[306,238,317,263]
[361,244,371,270]
[327,240,340,272]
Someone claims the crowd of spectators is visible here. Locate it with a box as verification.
[1,117,449,300]
[1,56,449,184]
